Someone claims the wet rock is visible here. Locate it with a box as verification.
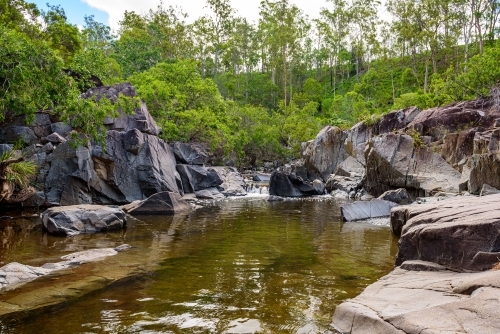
[0,263,52,290]
[331,189,349,199]
[267,195,284,202]
[0,126,37,146]
[114,244,132,252]
[364,133,462,197]
[171,142,209,165]
[393,194,500,271]
[60,248,118,264]
[399,260,447,272]
[175,165,223,192]
[269,171,322,197]
[331,267,500,334]
[378,188,411,204]
[46,132,66,144]
[312,179,325,195]
[50,122,72,137]
[480,184,500,196]
[301,126,347,181]
[253,172,271,182]
[122,192,192,215]
[340,199,399,221]
[195,188,224,200]
[42,205,127,236]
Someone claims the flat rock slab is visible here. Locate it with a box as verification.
[391,194,500,271]
[42,205,127,236]
[331,266,500,334]
[0,246,129,291]
[122,192,192,215]
[341,199,399,221]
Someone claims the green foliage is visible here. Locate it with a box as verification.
[0,28,74,123]
[0,151,37,188]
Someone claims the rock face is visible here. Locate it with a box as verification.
[301,126,347,181]
[269,171,323,197]
[122,192,192,215]
[171,142,209,165]
[42,205,127,236]
[340,199,399,221]
[331,265,500,334]
[391,194,500,271]
[364,133,462,197]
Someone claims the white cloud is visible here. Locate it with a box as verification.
[82,0,389,31]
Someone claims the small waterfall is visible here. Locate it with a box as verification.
[246,184,269,195]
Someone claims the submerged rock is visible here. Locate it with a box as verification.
[42,205,127,236]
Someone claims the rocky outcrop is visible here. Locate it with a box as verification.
[176,165,246,197]
[340,199,399,221]
[122,192,192,215]
[364,133,462,197]
[331,265,500,334]
[301,126,347,181]
[391,194,500,271]
[42,205,127,236]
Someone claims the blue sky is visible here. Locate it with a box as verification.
[29,0,109,27]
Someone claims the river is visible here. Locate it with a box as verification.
[0,195,398,333]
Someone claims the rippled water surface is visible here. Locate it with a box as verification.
[0,196,398,333]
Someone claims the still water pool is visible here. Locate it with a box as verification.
[0,196,398,333]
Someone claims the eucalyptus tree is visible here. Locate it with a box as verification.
[205,0,235,75]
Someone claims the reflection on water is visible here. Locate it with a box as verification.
[0,197,398,333]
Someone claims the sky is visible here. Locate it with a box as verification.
[28,0,346,31]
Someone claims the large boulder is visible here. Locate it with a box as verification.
[468,128,500,194]
[325,175,362,194]
[301,126,347,181]
[345,107,420,166]
[335,156,365,177]
[378,188,411,204]
[0,126,37,146]
[122,192,192,215]
[392,194,500,271]
[171,142,209,165]
[364,133,462,197]
[331,266,500,334]
[269,171,322,197]
[211,166,247,196]
[42,205,127,236]
[176,165,223,193]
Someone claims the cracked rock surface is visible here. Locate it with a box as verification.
[331,264,500,334]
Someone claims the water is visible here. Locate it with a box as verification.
[0,196,398,333]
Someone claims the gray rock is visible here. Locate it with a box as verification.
[46,132,66,143]
[331,267,500,334]
[312,179,325,195]
[364,133,462,197]
[122,128,145,155]
[0,263,52,290]
[399,260,447,272]
[211,166,247,196]
[480,184,500,196]
[340,199,399,221]
[195,188,224,200]
[325,175,362,193]
[269,171,322,197]
[81,83,162,136]
[60,248,118,264]
[29,113,52,138]
[122,192,192,215]
[0,144,13,156]
[176,165,223,192]
[394,194,500,271]
[41,142,54,153]
[267,195,284,202]
[378,188,411,204]
[0,126,38,146]
[42,205,127,236]
[335,155,365,177]
[331,189,349,199]
[50,122,72,137]
[114,244,132,252]
[301,126,347,181]
[22,191,46,207]
[253,172,271,182]
[171,142,209,165]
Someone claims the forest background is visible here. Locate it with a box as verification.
[2,0,500,167]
